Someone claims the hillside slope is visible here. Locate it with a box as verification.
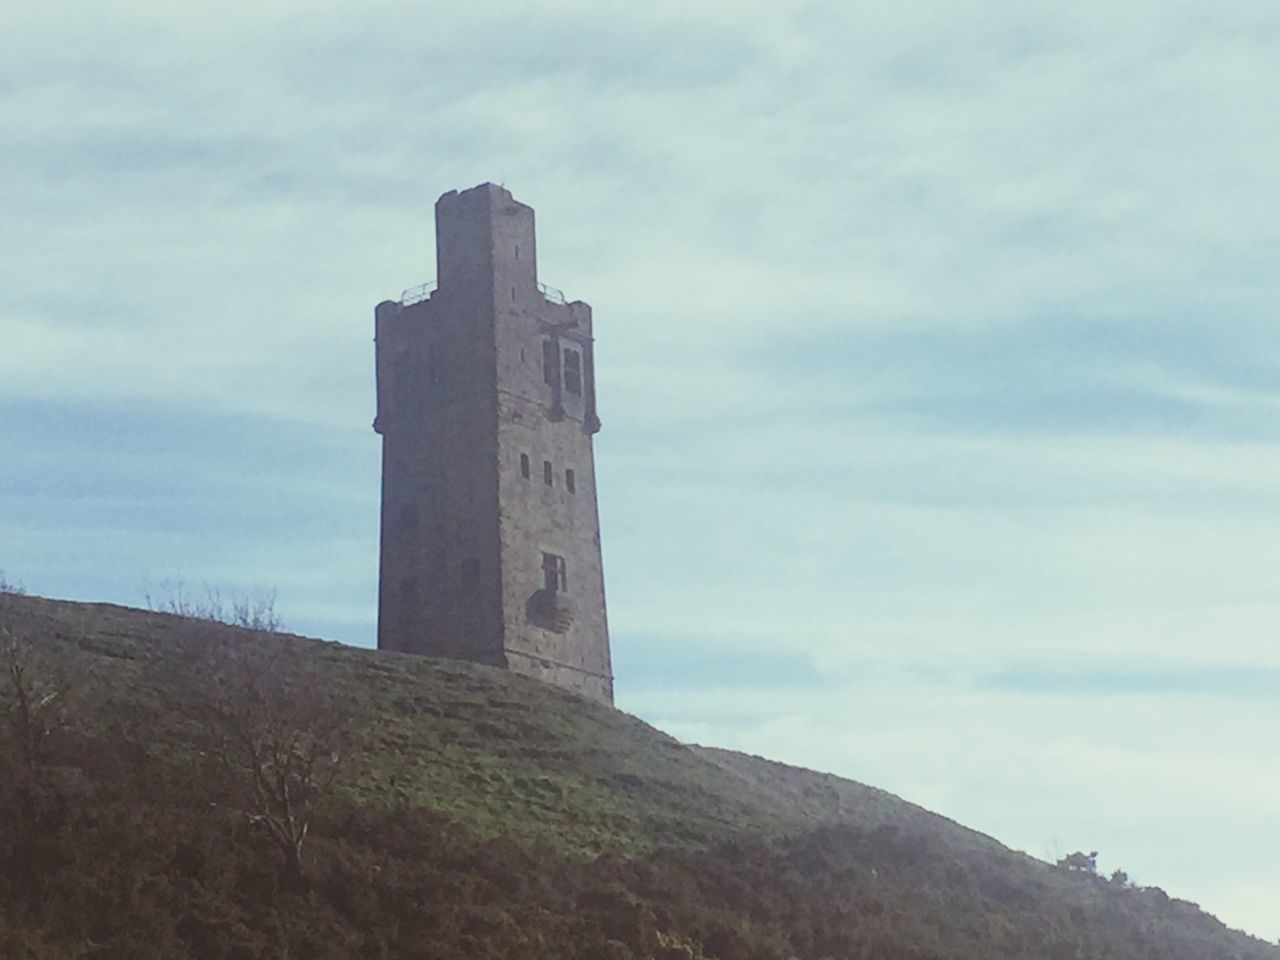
[0,592,1274,960]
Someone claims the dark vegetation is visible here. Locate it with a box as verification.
[0,590,1275,959]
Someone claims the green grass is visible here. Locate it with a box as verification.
[4,593,806,857]
[1,591,1276,960]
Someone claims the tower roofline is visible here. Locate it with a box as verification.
[436,182,518,207]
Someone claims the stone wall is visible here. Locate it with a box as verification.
[374,183,613,704]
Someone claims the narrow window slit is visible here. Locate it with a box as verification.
[542,553,567,593]
[563,349,582,395]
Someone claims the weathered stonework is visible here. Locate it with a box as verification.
[374,184,613,704]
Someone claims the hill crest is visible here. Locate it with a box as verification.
[0,590,1274,959]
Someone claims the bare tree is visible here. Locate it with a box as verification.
[144,578,281,632]
[0,612,72,774]
[182,634,355,881]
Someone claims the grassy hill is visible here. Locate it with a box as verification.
[0,591,1274,960]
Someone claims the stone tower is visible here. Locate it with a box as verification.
[373,183,613,705]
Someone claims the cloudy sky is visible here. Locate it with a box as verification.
[3,0,1278,941]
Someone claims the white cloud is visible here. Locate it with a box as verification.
[3,0,1279,943]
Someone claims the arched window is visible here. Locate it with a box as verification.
[542,553,567,593]
[563,348,582,395]
[542,339,558,386]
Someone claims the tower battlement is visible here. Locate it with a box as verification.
[374,184,613,704]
